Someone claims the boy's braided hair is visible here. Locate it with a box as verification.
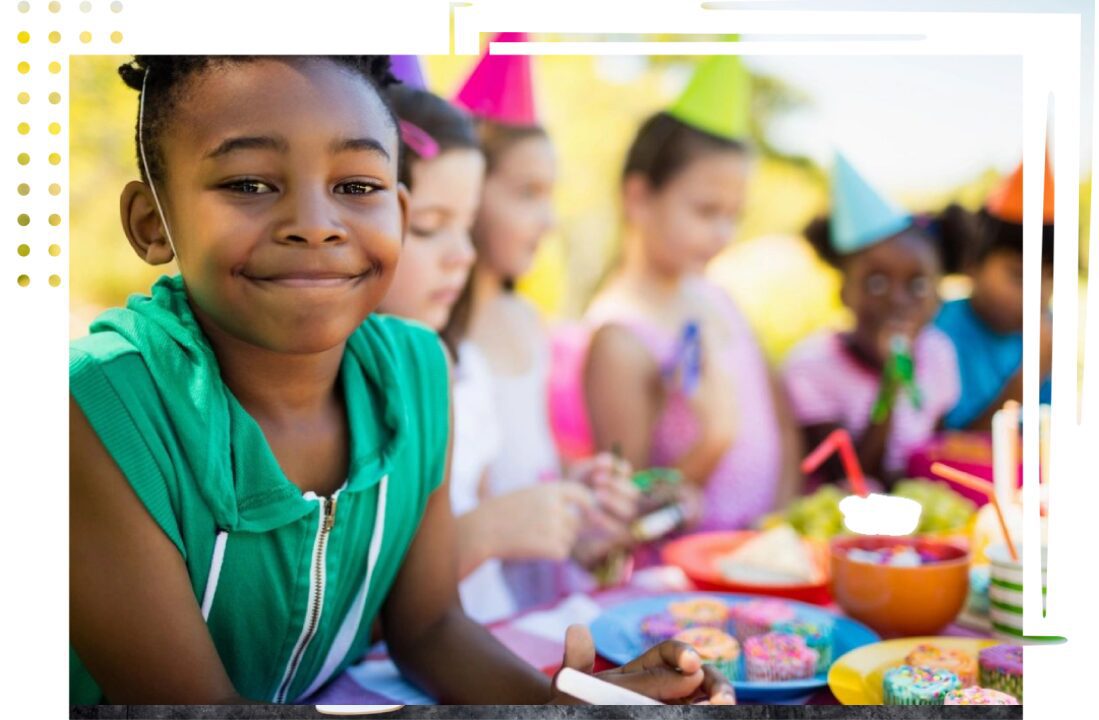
[118,55,400,186]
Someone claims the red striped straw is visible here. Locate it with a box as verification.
[801,428,869,498]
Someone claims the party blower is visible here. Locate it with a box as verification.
[870,335,922,424]
[801,429,921,535]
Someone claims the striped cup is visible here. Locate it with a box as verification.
[988,544,1049,643]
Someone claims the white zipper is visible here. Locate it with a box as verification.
[298,475,389,700]
[274,490,341,703]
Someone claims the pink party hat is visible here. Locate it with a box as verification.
[453,32,537,125]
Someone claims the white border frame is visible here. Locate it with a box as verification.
[2,0,1091,716]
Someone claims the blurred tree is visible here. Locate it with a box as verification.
[70,55,171,336]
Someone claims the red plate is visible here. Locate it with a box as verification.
[661,531,833,605]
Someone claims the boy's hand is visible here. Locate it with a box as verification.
[549,625,736,705]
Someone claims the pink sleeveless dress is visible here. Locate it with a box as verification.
[583,279,783,532]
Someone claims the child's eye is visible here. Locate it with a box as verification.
[337,181,380,196]
[910,276,932,298]
[224,179,276,194]
[865,273,890,297]
[520,183,546,200]
[409,224,440,238]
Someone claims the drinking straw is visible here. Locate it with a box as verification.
[801,428,869,497]
[931,462,1018,561]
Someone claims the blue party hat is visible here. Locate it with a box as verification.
[830,152,912,254]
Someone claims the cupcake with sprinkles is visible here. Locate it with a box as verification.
[945,687,1020,705]
[904,643,977,686]
[883,665,961,705]
[728,599,796,641]
[667,597,731,632]
[772,618,834,673]
[978,644,1022,701]
[673,627,742,681]
[640,613,684,647]
[743,632,818,682]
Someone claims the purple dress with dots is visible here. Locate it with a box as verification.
[587,279,782,533]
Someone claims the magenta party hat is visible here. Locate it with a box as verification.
[389,55,428,90]
[453,32,537,125]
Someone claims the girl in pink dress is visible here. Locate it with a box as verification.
[781,154,962,486]
[583,60,803,536]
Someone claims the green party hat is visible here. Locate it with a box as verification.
[668,55,751,140]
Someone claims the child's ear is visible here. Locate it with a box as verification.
[396,181,410,245]
[120,180,174,266]
[622,173,652,227]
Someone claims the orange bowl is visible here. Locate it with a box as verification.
[661,531,833,605]
[830,536,969,638]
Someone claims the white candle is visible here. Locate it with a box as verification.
[992,403,1019,507]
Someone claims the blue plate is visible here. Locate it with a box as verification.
[590,592,880,702]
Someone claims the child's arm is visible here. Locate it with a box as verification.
[382,482,555,702]
[384,346,734,704]
[69,397,249,704]
[767,367,805,509]
[964,316,1049,431]
[383,475,734,704]
[583,324,660,472]
[585,324,729,486]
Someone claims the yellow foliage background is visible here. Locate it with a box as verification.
[69,53,1088,367]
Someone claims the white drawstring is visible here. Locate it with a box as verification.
[201,529,229,621]
[138,67,178,257]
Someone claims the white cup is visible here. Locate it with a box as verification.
[988,544,1051,644]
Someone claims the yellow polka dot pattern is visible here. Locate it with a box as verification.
[15,0,126,289]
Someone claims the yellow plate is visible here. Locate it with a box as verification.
[828,636,1004,705]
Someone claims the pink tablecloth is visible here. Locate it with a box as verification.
[906,431,1029,508]
[304,566,987,707]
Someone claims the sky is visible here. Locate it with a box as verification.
[714,0,1094,194]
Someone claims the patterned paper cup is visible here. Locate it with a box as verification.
[988,544,1051,644]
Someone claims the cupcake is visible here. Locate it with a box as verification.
[743,632,818,682]
[728,599,796,641]
[772,618,834,673]
[667,598,730,632]
[904,643,977,686]
[673,627,742,681]
[978,644,1023,701]
[640,613,683,647]
[882,665,961,705]
[945,686,1020,705]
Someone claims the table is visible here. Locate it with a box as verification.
[304,566,987,706]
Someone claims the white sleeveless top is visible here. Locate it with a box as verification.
[450,341,515,624]
[481,325,564,611]
[485,330,560,496]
